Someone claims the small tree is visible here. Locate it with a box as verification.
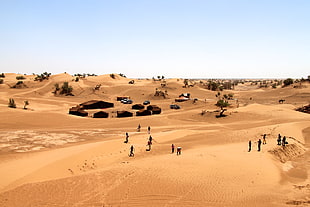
[283,78,294,87]
[60,82,73,95]
[24,100,29,109]
[110,74,116,79]
[16,76,26,80]
[8,98,16,108]
[183,79,189,88]
[215,99,229,117]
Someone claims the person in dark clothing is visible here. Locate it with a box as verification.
[248,140,252,152]
[147,141,151,151]
[129,145,134,156]
[171,144,175,153]
[277,134,282,145]
[149,135,153,143]
[257,139,262,151]
[177,147,182,155]
[147,126,151,134]
[137,124,141,132]
[262,134,267,145]
[282,136,287,147]
[124,132,129,143]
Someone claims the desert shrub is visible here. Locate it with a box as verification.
[283,78,293,87]
[119,73,127,78]
[75,77,79,82]
[216,99,230,109]
[0,79,3,84]
[8,98,16,108]
[0,73,5,78]
[24,100,29,109]
[60,82,73,95]
[16,76,26,80]
[272,83,277,88]
[110,74,116,79]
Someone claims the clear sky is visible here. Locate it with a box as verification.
[0,0,309,79]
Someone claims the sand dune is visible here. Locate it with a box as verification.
[0,73,309,206]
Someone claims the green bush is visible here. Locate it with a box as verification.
[283,78,294,87]
[16,76,26,80]
[60,82,73,95]
[216,99,230,109]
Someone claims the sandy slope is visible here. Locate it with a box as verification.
[0,73,309,206]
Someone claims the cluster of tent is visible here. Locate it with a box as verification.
[69,100,161,118]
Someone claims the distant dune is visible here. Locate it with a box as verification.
[0,73,309,206]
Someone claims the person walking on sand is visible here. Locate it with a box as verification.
[248,140,252,152]
[177,147,182,155]
[277,134,282,145]
[147,126,151,134]
[171,144,175,153]
[149,135,153,143]
[282,136,287,147]
[124,132,129,143]
[137,124,141,132]
[262,134,267,145]
[129,145,134,157]
[147,140,152,151]
[257,139,262,151]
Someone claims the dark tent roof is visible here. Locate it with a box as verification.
[93,111,109,118]
[132,104,144,110]
[136,109,152,116]
[117,111,133,118]
[80,100,114,109]
[69,107,88,117]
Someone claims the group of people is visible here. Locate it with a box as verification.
[126,125,182,157]
[128,125,152,156]
[248,133,288,152]
[277,134,287,146]
[171,144,182,155]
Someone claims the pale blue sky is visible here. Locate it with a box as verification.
[0,0,309,78]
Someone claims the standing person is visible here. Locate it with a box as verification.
[257,139,262,151]
[147,126,151,134]
[147,140,151,151]
[277,134,282,145]
[137,124,141,132]
[129,145,134,157]
[149,135,153,143]
[124,132,129,143]
[248,140,252,152]
[177,147,182,155]
[262,134,267,145]
[171,144,175,153]
[282,136,287,147]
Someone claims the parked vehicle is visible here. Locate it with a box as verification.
[143,100,150,105]
[121,99,133,104]
[170,104,180,109]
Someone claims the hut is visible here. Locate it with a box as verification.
[117,111,133,118]
[136,109,152,116]
[80,100,114,109]
[151,107,161,114]
[147,105,162,114]
[93,111,109,118]
[132,104,144,110]
[69,107,88,117]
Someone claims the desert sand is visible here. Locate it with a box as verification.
[0,73,309,206]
